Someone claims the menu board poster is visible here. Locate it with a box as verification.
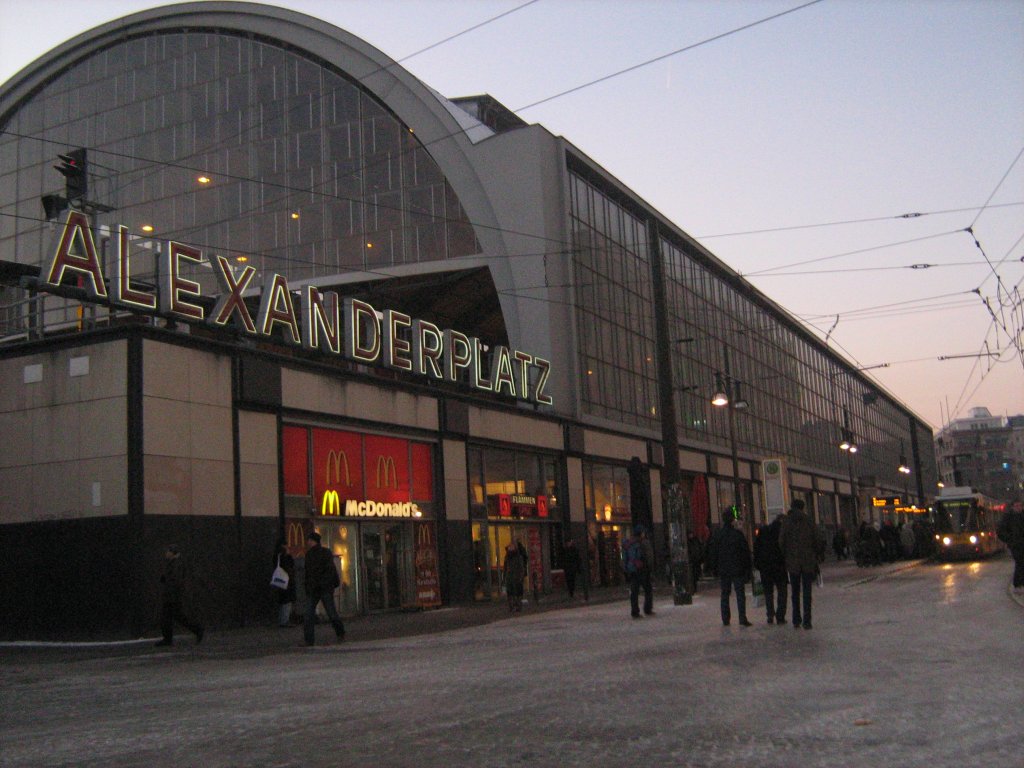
[414,521,442,607]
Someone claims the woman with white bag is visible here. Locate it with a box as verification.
[271,539,297,627]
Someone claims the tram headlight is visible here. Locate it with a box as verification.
[969,535,978,545]
[942,536,952,547]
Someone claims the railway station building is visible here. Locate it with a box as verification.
[0,3,938,638]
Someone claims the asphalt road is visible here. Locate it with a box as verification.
[1,556,1021,768]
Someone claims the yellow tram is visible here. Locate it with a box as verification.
[931,487,1005,560]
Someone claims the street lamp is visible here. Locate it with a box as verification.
[840,406,859,527]
[710,346,748,518]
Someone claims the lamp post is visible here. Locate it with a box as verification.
[711,345,748,523]
[648,219,692,605]
[839,406,859,527]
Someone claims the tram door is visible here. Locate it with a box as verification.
[361,523,408,610]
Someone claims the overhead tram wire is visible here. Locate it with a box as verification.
[513,0,827,113]
[695,202,1024,239]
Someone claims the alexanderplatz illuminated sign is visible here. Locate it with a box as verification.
[42,212,553,406]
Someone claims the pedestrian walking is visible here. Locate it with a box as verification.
[753,513,788,625]
[302,531,345,646]
[832,527,848,560]
[898,521,916,560]
[623,525,654,618]
[779,499,824,630]
[562,538,581,600]
[996,500,1024,591]
[707,510,752,626]
[503,542,526,612]
[272,538,296,627]
[155,544,204,647]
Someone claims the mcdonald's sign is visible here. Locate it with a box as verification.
[326,449,351,486]
[375,455,398,489]
[321,490,342,516]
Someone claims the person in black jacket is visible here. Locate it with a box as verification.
[302,531,345,646]
[155,544,204,647]
[753,514,788,625]
[707,510,753,627]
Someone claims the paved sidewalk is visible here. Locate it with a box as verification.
[0,556,941,660]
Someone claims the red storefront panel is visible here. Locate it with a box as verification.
[311,428,363,515]
[411,442,434,502]
[364,434,410,503]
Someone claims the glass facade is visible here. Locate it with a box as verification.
[0,31,479,299]
[467,445,562,600]
[569,165,934,497]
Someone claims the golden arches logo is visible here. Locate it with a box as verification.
[326,449,351,486]
[375,455,398,489]
[416,521,434,546]
[321,490,342,516]
[286,522,306,548]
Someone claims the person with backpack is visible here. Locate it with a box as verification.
[623,525,654,619]
[302,531,345,646]
[996,500,1024,592]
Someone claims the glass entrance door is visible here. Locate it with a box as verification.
[360,523,413,611]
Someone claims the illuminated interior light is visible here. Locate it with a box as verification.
[291,212,299,219]
[236,255,249,263]
[141,224,154,232]
[197,175,211,184]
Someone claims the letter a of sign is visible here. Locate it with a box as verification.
[45,211,107,298]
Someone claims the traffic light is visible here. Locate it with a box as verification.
[55,148,88,200]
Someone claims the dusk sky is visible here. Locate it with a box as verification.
[2,0,1021,430]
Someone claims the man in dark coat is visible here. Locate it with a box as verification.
[707,510,752,627]
[997,500,1024,591]
[155,544,204,647]
[753,514,788,625]
[779,499,825,630]
[302,531,345,646]
[562,538,581,600]
[623,526,654,618]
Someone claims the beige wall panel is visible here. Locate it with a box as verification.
[142,341,190,399]
[281,368,322,411]
[566,456,585,524]
[30,459,80,520]
[27,456,123,524]
[187,350,232,406]
[66,341,127,403]
[791,472,813,489]
[714,456,733,477]
[188,403,233,462]
[468,406,561,449]
[650,468,664,524]
[190,459,234,516]
[78,397,128,459]
[442,439,468,521]
[145,457,193,516]
[345,383,438,430]
[0,410,32,468]
[0,357,29,413]
[0,466,32,524]
[679,450,706,473]
[584,430,646,462]
[143,397,190,457]
[75,456,129,517]
[33,403,81,464]
[238,411,278,466]
[817,478,836,493]
[837,480,851,495]
[240,461,279,518]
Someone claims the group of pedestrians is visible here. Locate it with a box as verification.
[705,499,825,630]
